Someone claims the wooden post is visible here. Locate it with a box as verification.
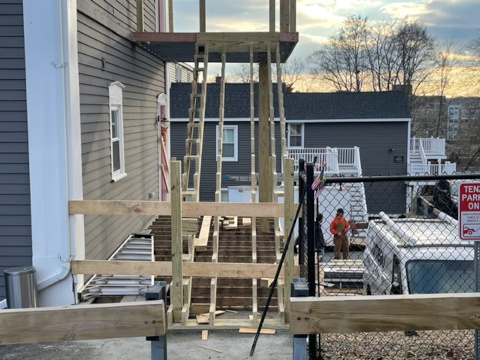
[171,160,183,322]
[283,158,294,323]
[136,0,144,32]
[199,0,206,32]
[259,54,271,232]
[289,0,296,32]
[280,0,289,33]
[168,0,174,32]
[269,0,275,32]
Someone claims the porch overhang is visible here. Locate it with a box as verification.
[132,31,299,63]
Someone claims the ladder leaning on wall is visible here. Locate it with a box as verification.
[182,43,209,202]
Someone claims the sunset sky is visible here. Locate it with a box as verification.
[173,0,480,95]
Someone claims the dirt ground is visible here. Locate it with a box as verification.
[0,329,294,360]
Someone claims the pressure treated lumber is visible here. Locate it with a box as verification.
[171,161,183,322]
[69,200,285,217]
[0,301,165,345]
[71,260,298,279]
[290,294,480,334]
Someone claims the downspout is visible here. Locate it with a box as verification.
[36,0,72,291]
[24,0,83,299]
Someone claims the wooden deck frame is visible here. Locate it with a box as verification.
[290,294,480,334]
[0,301,165,345]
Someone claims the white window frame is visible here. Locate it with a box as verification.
[109,81,127,181]
[288,123,304,148]
[216,125,238,162]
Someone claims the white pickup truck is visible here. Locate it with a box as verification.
[363,211,474,295]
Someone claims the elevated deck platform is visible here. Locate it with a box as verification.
[132,31,298,63]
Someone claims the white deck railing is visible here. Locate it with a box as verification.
[408,162,456,175]
[287,147,362,175]
[410,137,446,156]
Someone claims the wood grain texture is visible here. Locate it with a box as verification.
[0,301,165,345]
[290,294,480,334]
[71,260,298,279]
[69,200,284,217]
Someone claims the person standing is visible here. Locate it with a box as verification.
[329,208,350,260]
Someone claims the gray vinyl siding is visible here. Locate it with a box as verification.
[78,1,164,261]
[303,121,408,214]
[170,120,282,202]
[0,0,32,300]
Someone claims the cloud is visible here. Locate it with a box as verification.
[381,1,431,19]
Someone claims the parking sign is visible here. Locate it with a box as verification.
[459,182,480,240]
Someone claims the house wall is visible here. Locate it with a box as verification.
[170,120,282,202]
[0,0,31,300]
[303,121,408,214]
[78,1,165,261]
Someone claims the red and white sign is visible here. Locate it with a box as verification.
[459,182,480,240]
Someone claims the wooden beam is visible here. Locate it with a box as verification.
[289,0,296,32]
[199,0,206,32]
[136,0,144,32]
[168,0,173,32]
[171,160,183,323]
[0,301,165,345]
[290,294,480,335]
[283,158,294,323]
[259,54,270,232]
[269,0,275,32]
[71,260,298,279]
[69,200,284,217]
[280,0,289,32]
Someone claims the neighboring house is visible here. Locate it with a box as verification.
[0,0,169,306]
[170,84,412,214]
[169,82,282,202]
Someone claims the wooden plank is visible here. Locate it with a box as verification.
[0,301,165,345]
[239,327,275,335]
[197,344,222,353]
[269,0,275,32]
[290,294,480,335]
[171,161,183,323]
[202,329,208,340]
[136,0,144,32]
[199,0,206,32]
[195,215,211,247]
[69,200,284,217]
[71,260,298,279]
[289,0,296,32]
[283,158,294,324]
[280,0,290,32]
[168,0,173,32]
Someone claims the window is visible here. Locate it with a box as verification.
[216,125,238,161]
[109,81,126,181]
[288,123,303,147]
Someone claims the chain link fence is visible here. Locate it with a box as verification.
[297,172,480,360]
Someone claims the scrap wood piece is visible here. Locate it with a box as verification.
[202,330,208,341]
[239,327,275,335]
[197,344,222,353]
[196,310,226,324]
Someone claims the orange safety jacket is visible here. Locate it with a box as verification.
[329,216,350,236]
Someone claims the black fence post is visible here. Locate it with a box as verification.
[144,281,168,360]
[291,278,309,360]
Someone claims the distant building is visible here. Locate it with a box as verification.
[447,98,480,141]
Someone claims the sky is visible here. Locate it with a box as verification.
[172,0,480,92]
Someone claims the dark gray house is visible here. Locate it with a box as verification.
[0,0,168,306]
[170,83,411,214]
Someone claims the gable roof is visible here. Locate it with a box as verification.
[170,83,411,120]
[284,91,411,120]
[170,82,281,119]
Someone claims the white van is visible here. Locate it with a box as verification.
[363,212,474,295]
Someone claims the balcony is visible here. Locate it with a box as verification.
[286,146,362,176]
[408,137,456,175]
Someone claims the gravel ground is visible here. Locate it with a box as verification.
[319,330,474,360]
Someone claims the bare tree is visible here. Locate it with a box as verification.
[309,17,436,94]
[273,56,306,91]
[309,15,369,92]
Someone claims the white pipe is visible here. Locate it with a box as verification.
[379,211,417,246]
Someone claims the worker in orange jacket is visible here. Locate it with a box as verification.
[329,208,350,260]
